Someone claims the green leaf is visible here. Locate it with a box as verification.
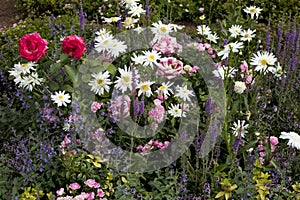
[49,63,61,74]
[61,84,74,93]
[48,81,59,91]
[60,53,69,62]
[65,65,78,83]
[81,74,91,83]
[104,62,117,75]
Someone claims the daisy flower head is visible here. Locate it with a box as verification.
[95,28,112,38]
[280,131,300,150]
[170,24,185,32]
[206,32,219,44]
[51,90,71,107]
[142,50,161,68]
[131,53,145,65]
[123,17,139,29]
[20,72,44,91]
[136,80,155,97]
[121,0,140,8]
[89,71,112,96]
[196,25,211,36]
[94,34,114,53]
[128,4,146,17]
[240,29,256,42]
[243,6,263,19]
[174,85,195,102]
[213,65,237,80]
[168,104,186,118]
[103,16,121,24]
[231,120,249,138]
[13,62,37,75]
[217,41,244,60]
[156,81,174,97]
[229,25,243,38]
[250,51,277,73]
[114,65,138,93]
[151,21,172,37]
[108,39,127,58]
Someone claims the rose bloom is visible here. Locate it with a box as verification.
[61,34,86,58]
[150,36,182,56]
[234,81,246,94]
[69,182,81,190]
[19,32,48,62]
[156,57,184,79]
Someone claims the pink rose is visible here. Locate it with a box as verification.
[56,188,65,196]
[151,36,182,55]
[156,57,184,79]
[269,136,279,146]
[61,34,86,58]
[84,179,100,188]
[69,182,81,190]
[19,32,48,62]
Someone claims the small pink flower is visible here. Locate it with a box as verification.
[207,48,214,54]
[137,145,143,152]
[152,140,159,147]
[259,151,266,157]
[85,179,98,188]
[69,182,81,190]
[269,136,279,146]
[97,189,105,197]
[216,62,222,68]
[56,188,65,196]
[240,61,248,72]
[246,75,253,85]
[199,7,204,13]
[91,102,103,113]
[258,144,264,151]
[203,43,211,48]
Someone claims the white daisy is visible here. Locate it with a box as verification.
[240,29,256,42]
[217,41,244,60]
[123,17,139,29]
[51,91,71,107]
[136,80,155,97]
[156,81,174,97]
[174,85,195,101]
[95,28,112,38]
[151,21,172,36]
[229,25,243,38]
[134,25,145,34]
[103,16,121,24]
[142,50,161,68]
[231,120,249,138]
[168,104,186,118]
[243,6,263,19]
[89,71,112,96]
[213,65,237,80]
[131,53,145,65]
[170,24,185,32]
[20,72,44,91]
[121,0,140,8]
[114,65,136,93]
[94,34,114,53]
[128,4,146,17]
[280,131,300,150]
[250,51,277,73]
[206,33,219,43]
[13,62,37,75]
[109,39,127,58]
[196,25,211,36]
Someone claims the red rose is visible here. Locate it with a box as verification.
[19,32,48,62]
[61,34,86,59]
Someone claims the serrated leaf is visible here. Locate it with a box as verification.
[65,65,78,83]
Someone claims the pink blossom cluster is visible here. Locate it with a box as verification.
[150,36,182,56]
[108,95,131,121]
[57,179,106,200]
[189,42,218,58]
[137,139,170,155]
[258,136,279,164]
[91,101,103,113]
[240,60,254,85]
[148,99,165,124]
[156,57,184,79]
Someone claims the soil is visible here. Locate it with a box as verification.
[0,0,22,32]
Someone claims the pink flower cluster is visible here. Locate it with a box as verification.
[189,42,218,58]
[258,136,279,164]
[150,36,182,56]
[91,101,103,113]
[156,57,184,79]
[57,179,106,200]
[137,139,170,155]
[240,60,254,85]
[148,99,165,124]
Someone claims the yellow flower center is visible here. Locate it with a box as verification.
[244,33,250,38]
[97,79,104,85]
[123,75,131,83]
[160,26,167,33]
[159,85,166,91]
[141,84,150,91]
[261,59,267,66]
[58,95,63,100]
[111,17,119,22]
[149,54,155,61]
[250,8,256,13]
[22,64,28,68]
[173,109,179,114]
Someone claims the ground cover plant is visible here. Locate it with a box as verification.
[0,0,300,199]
